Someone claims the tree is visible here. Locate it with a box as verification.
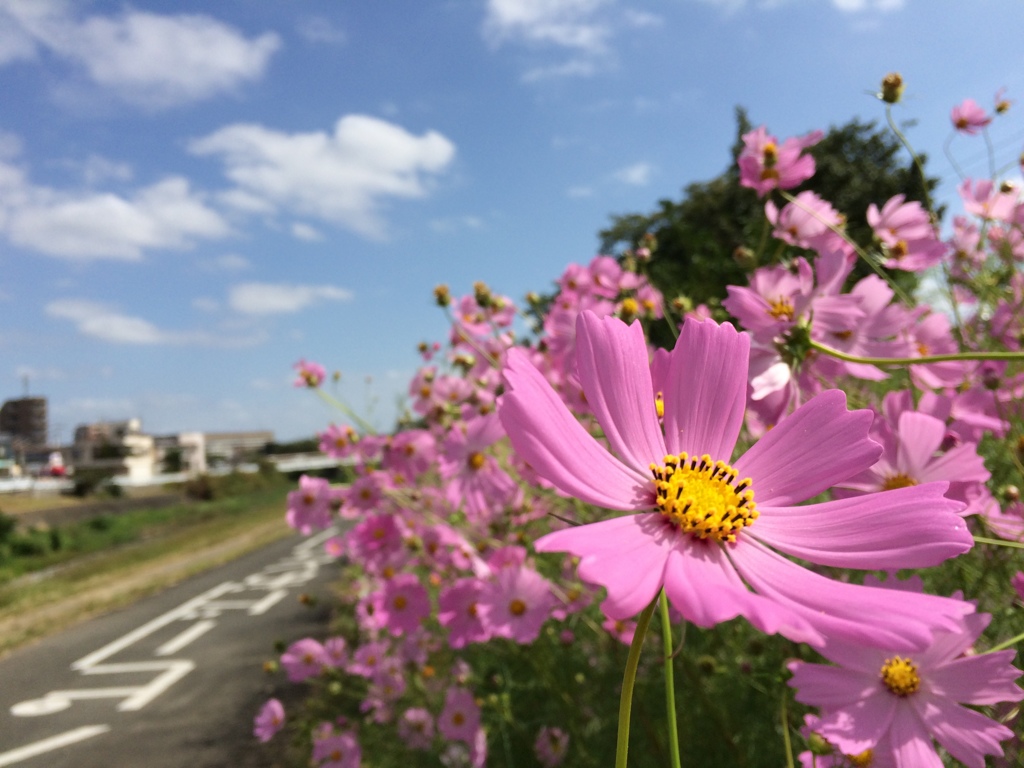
[600,108,940,346]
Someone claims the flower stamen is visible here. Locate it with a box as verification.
[650,453,757,543]
[880,656,920,696]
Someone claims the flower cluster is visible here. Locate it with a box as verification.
[260,83,1024,768]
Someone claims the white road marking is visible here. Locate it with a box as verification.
[0,725,111,766]
[154,620,217,657]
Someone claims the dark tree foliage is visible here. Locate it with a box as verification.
[600,108,940,346]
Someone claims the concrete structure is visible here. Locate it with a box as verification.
[153,431,208,475]
[204,431,274,467]
[73,418,158,482]
[0,433,16,477]
[0,397,47,448]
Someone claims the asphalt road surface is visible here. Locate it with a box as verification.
[0,527,339,768]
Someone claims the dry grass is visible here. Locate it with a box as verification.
[0,494,292,659]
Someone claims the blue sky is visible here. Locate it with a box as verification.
[2,0,1023,443]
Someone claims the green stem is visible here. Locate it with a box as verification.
[985,630,1024,654]
[780,690,796,768]
[615,596,658,768]
[884,104,936,216]
[660,591,682,768]
[974,536,1024,551]
[810,340,1024,366]
[314,388,378,435]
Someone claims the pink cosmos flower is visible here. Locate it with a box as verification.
[498,311,974,649]
[478,564,555,644]
[438,686,482,745]
[399,707,435,750]
[765,191,844,252]
[319,423,360,459]
[253,698,285,743]
[1012,572,1024,601]
[535,726,570,767]
[286,475,333,534]
[312,730,361,768]
[376,573,431,636]
[951,98,992,135]
[294,358,326,388]
[738,126,823,197]
[789,611,1023,767]
[281,638,329,682]
[438,578,491,648]
[439,413,522,521]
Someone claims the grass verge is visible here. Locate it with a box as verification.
[0,484,293,659]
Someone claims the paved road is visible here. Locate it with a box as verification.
[0,528,339,767]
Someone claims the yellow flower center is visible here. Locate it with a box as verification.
[767,296,795,321]
[881,473,918,491]
[650,453,757,543]
[762,142,778,166]
[849,749,874,766]
[509,599,527,616]
[452,712,465,726]
[889,240,909,260]
[467,452,486,471]
[393,595,408,610]
[619,297,639,321]
[655,392,664,419]
[880,656,920,696]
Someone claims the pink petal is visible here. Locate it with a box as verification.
[729,541,974,650]
[787,660,880,710]
[895,411,945,477]
[536,513,671,620]
[926,651,1024,706]
[734,390,880,506]
[574,312,666,473]
[918,442,990,485]
[914,696,1013,768]
[662,318,748,460]
[815,691,899,755]
[499,348,652,510]
[662,539,820,643]
[748,483,972,569]
[886,705,944,768]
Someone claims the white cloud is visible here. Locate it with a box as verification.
[296,16,346,45]
[190,115,456,240]
[622,10,663,27]
[14,364,65,381]
[0,171,231,260]
[192,297,220,313]
[429,215,484,234]
[0,1,280,107]
[46,299,173,344]
[831,0,904,10]
[291,222,323,241]
[79,154,134,185]
[613,162,654,186]
[228,282,353,315]
[46,298,267,346]
[484,0,611,52]
[566,185,594,198]
[204,253,251,271]
[522,58,599,82]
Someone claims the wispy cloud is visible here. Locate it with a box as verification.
[46,298,266,346]
[613,161,654,186]
[228,282,353,315]
[295,15,346,45]
[190,115,456,240]
[0,0,280,108]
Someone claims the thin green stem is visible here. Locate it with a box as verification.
[884,104,936,215]
[615,596,658,768]
[314,388,378,435]
[974,535,1024,551]
[986,630,1024,654]
[810,340,1024,366]
[780,689,796,768]
[659,591,682,768]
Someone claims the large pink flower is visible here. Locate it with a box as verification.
[498,311,973,649]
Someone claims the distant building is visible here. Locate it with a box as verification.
[153,431,208,475]
[204,430,274,466]
[0,397,47,447]
[73,418,158,481]
[0,432,16,477]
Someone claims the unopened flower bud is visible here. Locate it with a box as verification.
[733,245,757,270]
[433,284,451,307]
[473,281,492,308]
[880,72,904,104]
[671,295,693,314]
[618,297,639,322]
[641,232,657,252]
[1001,485,1020,503]
[807,732,833,756]
[526,291,541,306]
[635,246,651,262]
